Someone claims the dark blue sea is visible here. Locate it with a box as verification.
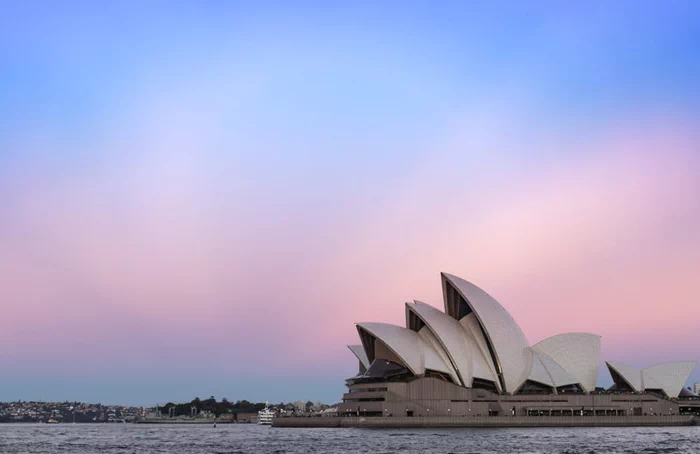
[0,424,699,453]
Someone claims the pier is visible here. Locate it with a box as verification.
[273,415,697,428]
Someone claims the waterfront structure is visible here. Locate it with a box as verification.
[257,403,273,425]
[337,272,699,419]
[696,383,700,395]
[320,407,339,417]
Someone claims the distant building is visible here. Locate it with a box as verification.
[695,383,700,395]
[294,401,306,414]
[320,407,338,417]
[310,401,324,412]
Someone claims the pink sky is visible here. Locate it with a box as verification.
[1,114,699,404]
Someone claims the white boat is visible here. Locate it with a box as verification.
[257,403,274,425]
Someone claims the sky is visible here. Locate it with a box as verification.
[1,1,700,406]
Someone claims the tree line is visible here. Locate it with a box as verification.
[157,397,267,416]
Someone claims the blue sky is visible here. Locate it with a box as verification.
[1,1,700,405]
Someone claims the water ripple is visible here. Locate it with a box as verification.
[0,424,699,453]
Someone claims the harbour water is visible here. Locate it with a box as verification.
[0,423,699,453]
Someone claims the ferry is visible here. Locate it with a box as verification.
[257,403,274,425]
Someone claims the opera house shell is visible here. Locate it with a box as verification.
[337,273,699,418]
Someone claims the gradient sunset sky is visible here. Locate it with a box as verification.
[1,2,700,405]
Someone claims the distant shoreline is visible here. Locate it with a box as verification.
[0,420,246,425]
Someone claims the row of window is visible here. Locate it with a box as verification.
[348,387,388,394]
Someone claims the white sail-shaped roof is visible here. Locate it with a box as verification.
[442,273,532,393]
[406,301,474,387]
[532,333,601,392]
[459,313,501,386]
[525,351,580,389]
[538,353,579,387]
[416,326,459,380]
[345,271,697,399]
[537,351,580,387]
[347,344,370,370]
[606,361,696,397]
[641,371,664,391]
[606,362,642,391]
[356,322,453,377]
[527,353,555,387]
[643,362,697,398]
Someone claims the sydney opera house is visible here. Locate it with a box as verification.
[338,273,700,418]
